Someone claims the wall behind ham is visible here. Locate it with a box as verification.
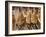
[0,0,46,37]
